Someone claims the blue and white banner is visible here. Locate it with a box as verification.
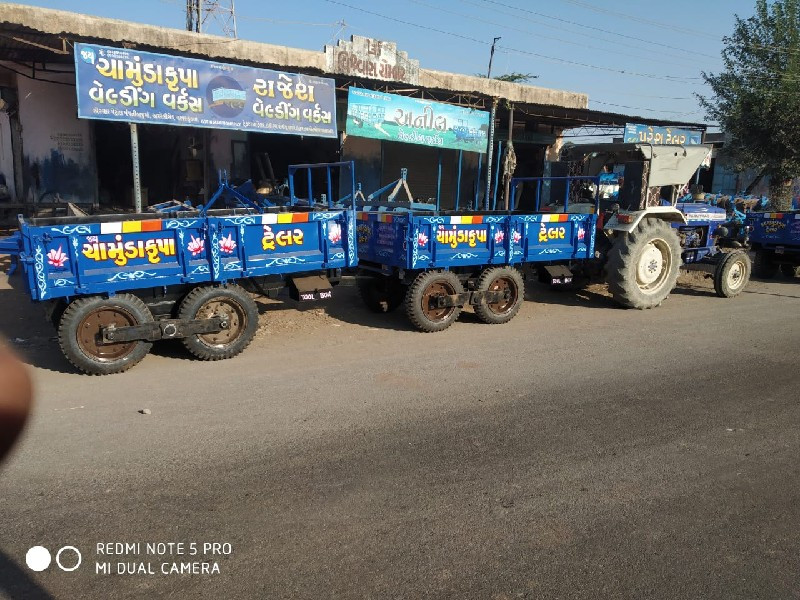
[624,123,702,145]
[74,43,337,138]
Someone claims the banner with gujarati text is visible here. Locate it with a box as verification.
[346,87,489,153]
[624,123,702,145]
[74,43,337,138]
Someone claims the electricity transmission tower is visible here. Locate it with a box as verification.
[186,0,238,37]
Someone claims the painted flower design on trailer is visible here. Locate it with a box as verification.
[512,230,522,244]
[47,245,69,268]
[494,230,505,244]
[218,233,237,254]
[417,231,429,247]
[187,235,205,256]
[328,222,342,244]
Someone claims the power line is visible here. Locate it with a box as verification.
[405,0,709,71]
[558,0,722,41]
[320,0,704,83]
[459,0,721,67]
[589,100,702,116]
[470,0,720,61]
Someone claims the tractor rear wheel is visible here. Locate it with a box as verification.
[713,250,751,298]
[605,218,682,309]
[779,264,800,278]
[58,294,153,375]
[753,249,778,278]
[178,285,258,361]
[405,271,463,332]
[473,267,524,324]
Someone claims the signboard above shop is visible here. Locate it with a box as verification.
[74,43,338,138]
[326,36,420,85]
[624,123,703,145]
[346,87,490,153]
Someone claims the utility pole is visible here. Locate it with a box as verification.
[186,0,200,32]
[186,0,238,37]
[487,36,501,79]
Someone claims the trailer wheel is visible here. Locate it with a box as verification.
[713,251,751,298]
[358,275,405,313]
[753,249,777,278]
[178,285,258,361]
[405,270,463,332]
[58,294,154,375]
[779,264,800,278]
[606,218,681,309]
[473,267,524,324]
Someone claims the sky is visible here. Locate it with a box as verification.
[14,0,760,135]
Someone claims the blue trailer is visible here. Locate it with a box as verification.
[747,210,800,278]
[11,161,357,374]
[356,175,599,331]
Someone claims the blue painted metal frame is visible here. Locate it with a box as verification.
[358,175,601,273]
[17,161,358,302]
[0,230,22,274]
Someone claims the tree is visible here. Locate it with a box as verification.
[699,0,800,209]
[475,72,538,83]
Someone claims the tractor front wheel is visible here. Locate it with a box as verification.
[713,250,751,298]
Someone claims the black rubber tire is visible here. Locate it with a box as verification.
[713,251,751,298]
[178,284,258,360]
[606,218,682,309]
[779,264,800,278]
[58,294,153,375]
[473,266,524,325]
[753,249,778,279]
[405,270,463,332]
[357,275,405,313]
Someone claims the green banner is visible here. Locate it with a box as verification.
[346,87,489,153]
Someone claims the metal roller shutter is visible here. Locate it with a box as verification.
[381,142,482,209]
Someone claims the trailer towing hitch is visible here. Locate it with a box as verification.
[434,290,510,308]
[101,317,228,344]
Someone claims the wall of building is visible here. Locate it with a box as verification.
[16,68,96,204]
[0,111,14,199]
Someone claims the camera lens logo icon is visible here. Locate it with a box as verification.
[26,546,81,572]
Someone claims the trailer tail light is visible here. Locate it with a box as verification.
[616,213,634,224]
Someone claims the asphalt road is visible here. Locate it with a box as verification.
[0,270,798,599]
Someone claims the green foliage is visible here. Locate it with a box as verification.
[699,0,800,207]
[475,72,538,83]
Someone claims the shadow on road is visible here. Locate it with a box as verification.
[316,285,414,332]
[0,268,75,374]
[526,279,619,310]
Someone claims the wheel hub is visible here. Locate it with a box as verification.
[636,239,671,293]
[727,259,745,289]
[196,298,245,347]
[77,307,138,361]
[421,281,456,322]
[487,277,516,314]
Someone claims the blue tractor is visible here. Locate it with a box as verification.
[553,143,752,302]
